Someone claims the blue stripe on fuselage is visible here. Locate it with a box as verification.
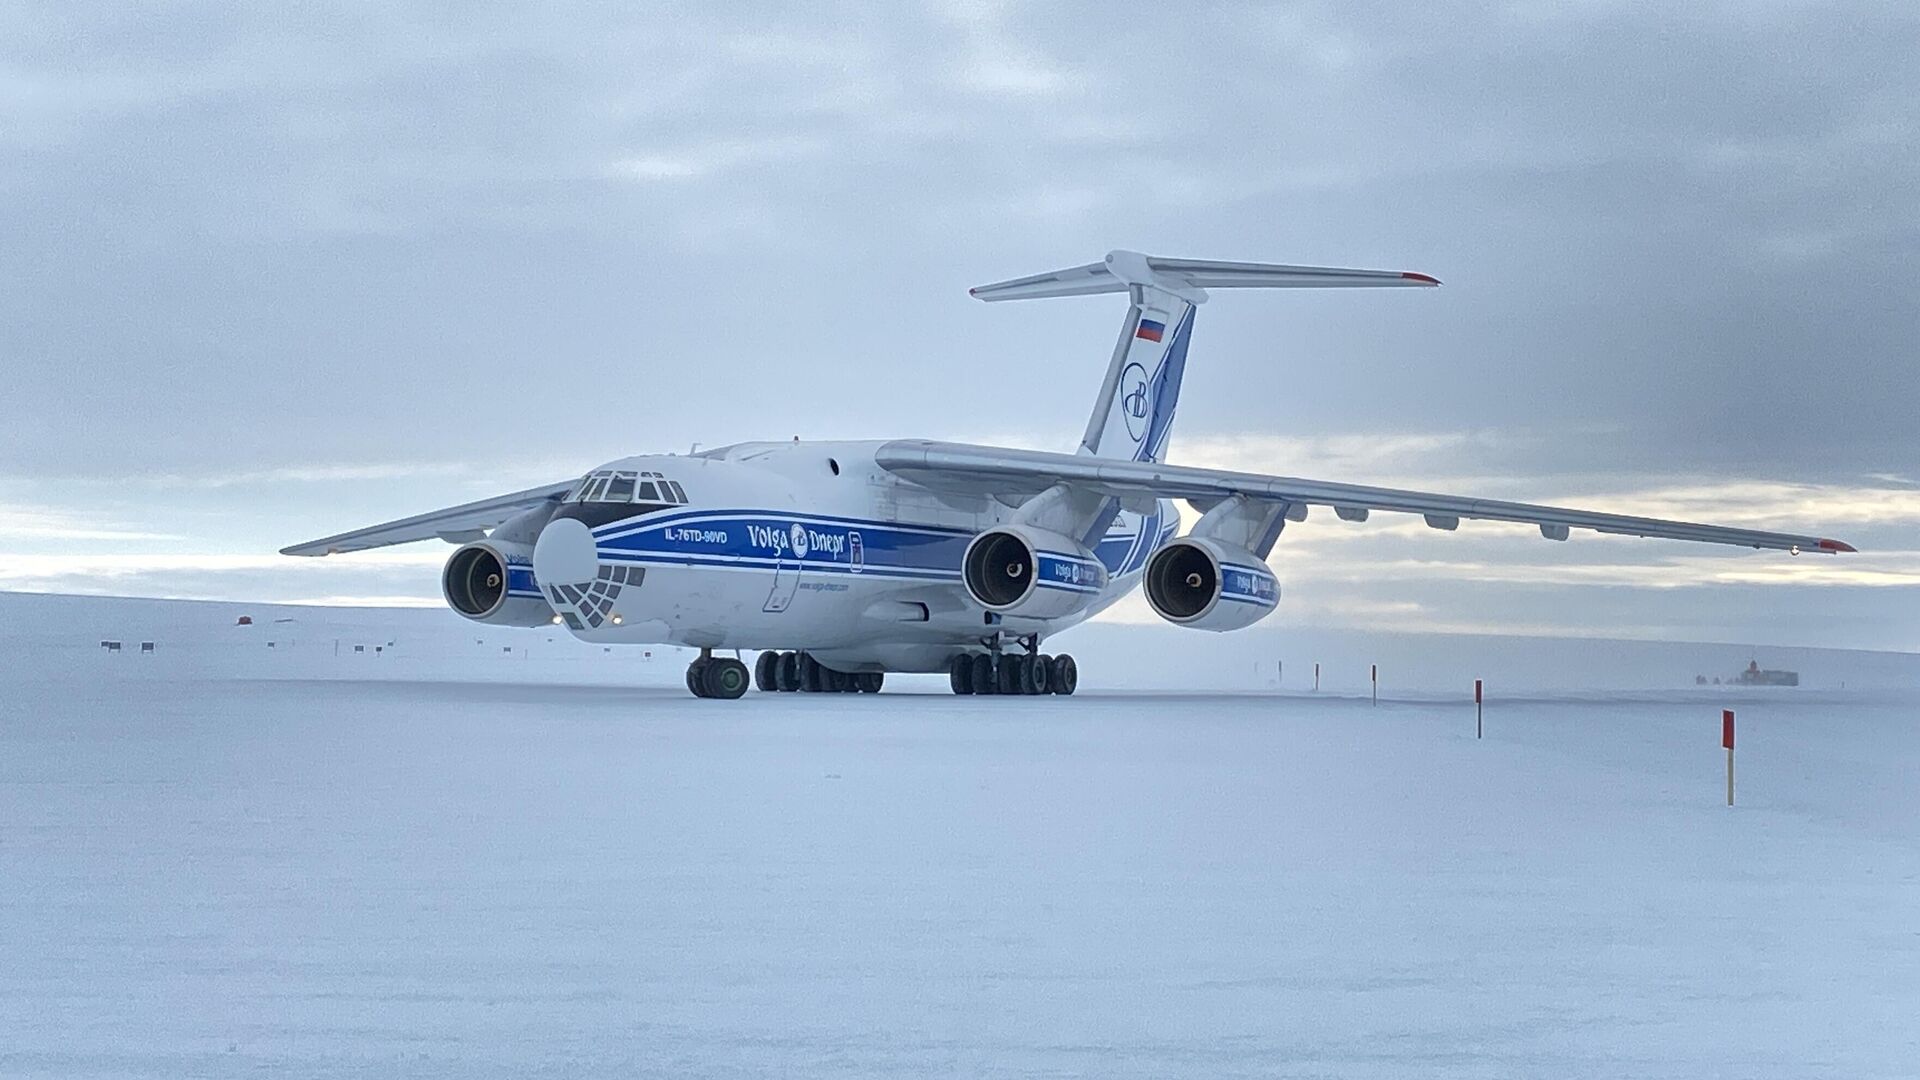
[586,506,1170,581]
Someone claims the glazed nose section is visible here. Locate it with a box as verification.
[533,517,599,586]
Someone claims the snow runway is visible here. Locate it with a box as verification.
[5,652,1917,1077]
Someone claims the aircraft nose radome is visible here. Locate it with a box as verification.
[534,517,599,586]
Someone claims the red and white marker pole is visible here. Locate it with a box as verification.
[1475,679,1483,739]
[1371,664,1378,706]
[1722,709,1735,806]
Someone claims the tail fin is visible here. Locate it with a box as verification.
[970,250,1439,463]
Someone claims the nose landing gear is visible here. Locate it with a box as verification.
[686,649,750,699]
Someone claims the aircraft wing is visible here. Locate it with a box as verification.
[874,440,1857,554]
[279,480,576,556]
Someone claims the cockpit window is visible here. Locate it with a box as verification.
[566,469,688,505]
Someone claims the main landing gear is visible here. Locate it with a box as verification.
[948,643,1078,696]
[744,650,883,695]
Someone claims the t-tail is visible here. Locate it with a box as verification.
[970,250,1439,463]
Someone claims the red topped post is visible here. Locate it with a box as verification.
[1723,709,1735,805]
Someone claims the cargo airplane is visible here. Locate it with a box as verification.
[285,251,1854,698]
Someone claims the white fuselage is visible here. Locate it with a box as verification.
[522,440,1176,672]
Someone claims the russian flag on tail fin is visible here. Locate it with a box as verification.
[1135,318,1166,343]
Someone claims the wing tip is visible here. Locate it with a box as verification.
[1817,538,1857,553]
[1401,271,1441,286]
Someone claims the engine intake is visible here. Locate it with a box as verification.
[961,525,1107,619]
[1144,537,1280,631]
[441,541,555,626]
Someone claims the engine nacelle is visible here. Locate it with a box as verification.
[1143,537,1281,631]
[961,525,1108,619]
[441,540,554,626]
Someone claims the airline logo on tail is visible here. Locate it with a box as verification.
[1121,363,1150,441]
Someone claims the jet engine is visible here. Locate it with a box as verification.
[441,540,554,626]
[961,525,1108,619]
[1143,537,1280,631]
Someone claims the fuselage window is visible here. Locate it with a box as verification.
[606,473,637,502]
[636,481,659,501]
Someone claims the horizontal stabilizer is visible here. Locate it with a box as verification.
[970,250,1439,304]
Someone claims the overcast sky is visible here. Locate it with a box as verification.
[3,1,1917,649]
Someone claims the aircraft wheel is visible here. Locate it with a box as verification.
[800,653,823,692]
[997,657,1020,695]
[1049,654,1078,696]
[686,658,711,698]
[827,668,851,693]
[1030,654,1052,695]
[754,651,780,691]
[970,654,996,695]
[1007,654,1029,694]
[775,651,800,691]
[701,657,751,699]
[949,656,974,695]
[857,672,884,693]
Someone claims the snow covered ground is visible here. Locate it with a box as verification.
[3,594,1917,1077]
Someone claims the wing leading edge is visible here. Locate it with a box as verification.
[874,440,1856,555]
[279,480,575,556]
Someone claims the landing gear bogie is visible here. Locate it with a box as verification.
[720,651,887,696]
[950,648,1078,697]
